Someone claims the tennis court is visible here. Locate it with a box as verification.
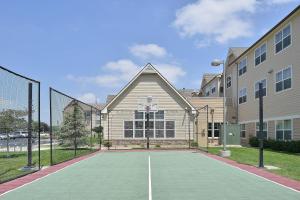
[1,151,299,200]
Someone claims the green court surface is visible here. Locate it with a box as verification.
[1,151,299,200]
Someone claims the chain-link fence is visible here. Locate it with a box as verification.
[0,66,40,183]
[49,88,101,165]
[102,109,196,150]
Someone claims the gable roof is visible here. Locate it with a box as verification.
[229,5,300,66]
[102,63,196,113]
[200,73,222,90]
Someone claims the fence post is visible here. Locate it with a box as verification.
[49,88,53,165]
[90,106,93,150]
[38,83,41,169]
[27,82,33,167]
[99,110,102,150]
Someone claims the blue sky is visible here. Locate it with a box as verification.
[0,0,299,122]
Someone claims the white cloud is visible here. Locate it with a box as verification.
[173,0,297,45]
[130,44,167,59]
[78,93,99,104]
[67,60,186,88]
[173,0,256,44]
[154,63,186,83]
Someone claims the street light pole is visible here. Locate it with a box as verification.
[211,59,230,157]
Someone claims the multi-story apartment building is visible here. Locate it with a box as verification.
[200,5,300,144]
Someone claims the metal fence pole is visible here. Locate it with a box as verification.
[99,110,102,150]
[90,106,93,150]
[27,82,33,167]
[108,110,110,150]
[49,88,53,165]
[38,83,41,169]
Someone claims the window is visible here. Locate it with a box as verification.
[124,121,133,138]
[208,123,221,138]
[135,121,144,138]
[155,111,164,119]
[275,24,291,53]
[256,122,268,139]
[155,121,164,138]
[240,124,246,138]
[220,86,224,93]
[255,79,267,99]
[239,88,247,104]
[211,86,216,94]
[276,120,292,141]
[276,67,292,92]
[166,121,175,138]
[124,110,173,139]
[226,76,232,88]
[255,43,266,66]
[238,58,247,76]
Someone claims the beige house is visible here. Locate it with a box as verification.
[101,64,197,146]
[222,5,300,144]
[237,6,300,143]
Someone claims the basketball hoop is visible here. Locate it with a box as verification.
[138,96,158,113]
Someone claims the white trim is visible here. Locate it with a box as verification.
[274,22,292,55]
[148,155,152,200]
[274,65,293,94]
[254,42,267,67]
[102,63,196,113]
[239,114,300,124]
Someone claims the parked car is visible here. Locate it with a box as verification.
[0,133,8,140]
[20,131,28,138]
[8,132,22,139]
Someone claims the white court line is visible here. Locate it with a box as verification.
[148,155,152,200]
[202,153,300,193]
[0,152,102,197]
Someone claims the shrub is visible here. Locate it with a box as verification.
[155,144,161,148]
[190,141,198,147]
[249,137,259,147]
[249,137,300,153]
[103,141,112,147]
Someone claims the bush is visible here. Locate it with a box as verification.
[249,137,300,153]
[103,141,112,147]
[249,137,259,147]
[190,141,198,147]
[155,144,161,148]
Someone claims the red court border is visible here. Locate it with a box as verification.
[203,152,300,191]
[0,151,100,195]
[0,149,299,195]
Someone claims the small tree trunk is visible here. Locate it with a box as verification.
[6,132,9,157]
[74,136,77,157]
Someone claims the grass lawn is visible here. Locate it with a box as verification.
[0,148,95,183]
[208,147,300,181]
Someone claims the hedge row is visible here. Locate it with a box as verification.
[249,137,300,153]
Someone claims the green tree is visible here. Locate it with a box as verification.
[59,102,88,151]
